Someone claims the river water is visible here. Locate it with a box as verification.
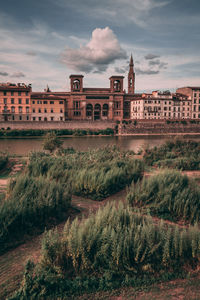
[0,135,200,155]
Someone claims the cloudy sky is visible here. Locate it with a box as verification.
[0,0,200,92]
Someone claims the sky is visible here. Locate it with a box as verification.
[0,0,200,93]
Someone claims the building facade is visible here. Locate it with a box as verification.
[0,83,31,121]
[131,91,191,120]
[0,57,199,123]
[176,87,200,119]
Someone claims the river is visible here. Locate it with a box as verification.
[0,135,200,155]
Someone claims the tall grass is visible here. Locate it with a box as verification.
[0,174,71,253]
[127,170,200,223]
[144,139,200,170]
[11,203,200,299]
[27,147,144,200]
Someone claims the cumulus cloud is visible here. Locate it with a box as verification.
[60,27,127,73]
[145,54,160,60]
[26,51,37,56]
[11,72,26,78]
[135,67,159,75]
[114,66,129,74]
[0,71,9,76]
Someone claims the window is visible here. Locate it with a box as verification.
[11,98,14,104]
[26,99,29,104]
[44,108,47,113]
[32,100,35,104]
[3,98,7,104]
[37,100,42,104]
[114,101,121,109]
[11,91,14,96]
[33,117,36,121]
[60,109,63,113]
[3,91,7,96]
[26,107,29,113]
[50,101,54,104]
[51,117,54,121]
[18,92,21,96]
[73,111,81,116]
[26,116,29,121]
[51,109,54,113]
[39,117,41,121]
[60,117,63,121]
[18,98,22,104]
[19,107,22,113]
[32,108,35,113]
[38,108,41,113]
[12,116,15,121]
[11,107,15,113]
[19,115,22,120]
[73,101,80,109]
[59,101,63,104]
[44,101,48,104]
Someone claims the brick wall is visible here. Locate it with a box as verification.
[0,120,116,130]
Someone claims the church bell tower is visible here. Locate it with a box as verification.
[128,54,135,94]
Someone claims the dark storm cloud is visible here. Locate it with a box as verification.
[11,72,26,78]
[135,67,159,75]
[114,66,129,74]
[145,54,160,60]
[0,72,9,76]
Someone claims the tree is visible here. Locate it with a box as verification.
[43,132,63,154]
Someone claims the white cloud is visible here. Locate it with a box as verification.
[60,27,127,73]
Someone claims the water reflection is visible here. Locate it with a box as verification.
[0,135,199,155]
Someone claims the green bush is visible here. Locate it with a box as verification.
[0,153,8,170]
[127,170,200,223]
[143,139,200,170]
[11,203,200,299]
[27,147,143,200]
[0,174,71,253]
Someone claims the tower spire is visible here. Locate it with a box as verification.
[128,54,135,94]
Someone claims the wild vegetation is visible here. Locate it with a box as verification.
[0,128,114,137]
[0,153,8,171]
[0,175,71,254]
[127,170,200,224]
[143,139,200,170]
[27,147,143,200]
[10,203,200,299]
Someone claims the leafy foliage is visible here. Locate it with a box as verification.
[43,131,63,153]
[143,139,200,170]
[11,203,200,299]
[127,170,200,223]
[0,174,71,253]
[28,147,143,200]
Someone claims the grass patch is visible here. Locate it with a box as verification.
[127,170,200,224]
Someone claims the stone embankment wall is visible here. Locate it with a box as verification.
[0,121,116,130]
[119,120,200,135]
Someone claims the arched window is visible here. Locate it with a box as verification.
[86,104,93,117]
[114,80,120,91]
[102,103,109,116]
[94,104,101,120]
[11,106,15,113]
[73,79,80,90]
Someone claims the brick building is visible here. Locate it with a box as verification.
[0,56,198,123]
[0,83,31,121]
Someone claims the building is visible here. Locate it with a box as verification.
[0,56,199,123]
[131,90,191,120]
[31,93,65,121]
[176,87,200,119]
[0,83,31,121]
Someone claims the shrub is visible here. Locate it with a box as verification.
[0,174,71,253]
[0,153,8,170]
[127,170,200,223]
[11,203,200,298]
